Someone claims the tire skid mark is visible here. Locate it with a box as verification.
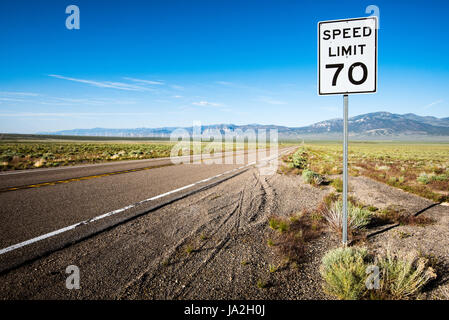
[119,188,244,299]
[119,151,292,299]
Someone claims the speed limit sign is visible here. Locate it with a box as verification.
[317,16,378,245]
[318,17,377,95]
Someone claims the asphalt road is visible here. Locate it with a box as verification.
[0,147,294,273]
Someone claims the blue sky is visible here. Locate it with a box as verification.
[0,0,448,133]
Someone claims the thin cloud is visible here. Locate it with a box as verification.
[171,85,184,90]
[0,91,40,97]
[0,97,27,102]
[424,99,444,109]
[48,74,150,91]
[257,96,287,105]
[192,101,222,107]
[38,98,137,106]
[123,77,164,85]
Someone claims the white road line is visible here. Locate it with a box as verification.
[0,148,295,256]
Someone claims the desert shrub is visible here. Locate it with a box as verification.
[323,192,340,208]
[0,154,14,162]
[292,147,308,169]
[417,173,430,184]
[302,168,324,185]
[320,246,370,300]
[433,174,448,182]
[323,200,372,234]
[388,176,397,184]
[42,152,54,160]
[268,216,289,233]
[375,250,437,299]
[374,206,435,227]
[321,247,437,300]
[331,178,343,192]
[269,212,324,263]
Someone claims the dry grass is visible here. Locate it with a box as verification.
[302,168,325,186]
[373,206,435,227]
[268,210,324,263]
[321,200,373,237]
[304,142,449,202]
[0,141,176,170]
[372,250,437,300]
[320,246,437,300]
[440,286,449,299]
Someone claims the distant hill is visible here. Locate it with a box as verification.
[39,112,449,140]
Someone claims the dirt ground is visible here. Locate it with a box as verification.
[120,170,338,300]
[118,169,449,300]
[0,160,448,299]
[348,175,449,299]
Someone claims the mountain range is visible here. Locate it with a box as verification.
[40,112,449,140]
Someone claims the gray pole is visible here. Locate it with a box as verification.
[342,94,348,245]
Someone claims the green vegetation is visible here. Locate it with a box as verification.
[256,279,268,289]
[268,217,289,233]
[322,200,372,235]
[0,139,275,171]
[320,246,370,300]
[268,264,278,273]
[292,146,308,169]
[330,178,343,192]
[417,172,449,184]
[374,206,435,227]
[320,247,436,300]
[185,245,194,255]
[268,211,324,263]
[303,142,449,202]
[0,141,176,170]
[302,168,324,185]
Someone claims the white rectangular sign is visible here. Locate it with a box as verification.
[318,17,377,95]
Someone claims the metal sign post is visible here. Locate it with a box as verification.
[318,17,378,246]
[342,94,348,245]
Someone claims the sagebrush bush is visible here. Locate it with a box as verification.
[417,173,431,184]
[323,200,372,234]
[292,147,308,169]
[302,168,324,185]
[320,246,370,300]
[320,247,437,300]
[376,250,437,299]
[330,178,343,192]
[417,172,448,184]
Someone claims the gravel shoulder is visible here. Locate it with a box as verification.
[0,163,447,300]
[347,175,449,299]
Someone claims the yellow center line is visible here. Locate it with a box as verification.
[1,163,174,193]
